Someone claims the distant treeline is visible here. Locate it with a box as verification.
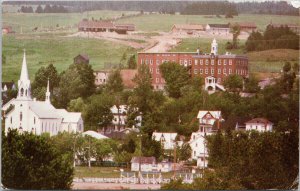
[246,26,300,51]
[7,1,299,16]
[19,4,68,13]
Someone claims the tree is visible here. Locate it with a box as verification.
[159,62,190,98]
[280,62,296,93]
[120,52,127,68]
[177,143,191,161]
[83,93,114,130]
[127,55,137,69]
[93,139,117,162]
[35,5,44,13]
[2,129,74,189]
[223,75,243,93]
[244,75,260,93]
[230,24,240,49]
[68,97,86,112]
[58,63,95,108]
[106,69,124,93]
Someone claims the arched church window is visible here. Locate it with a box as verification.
[20,88,24,96]
[20,112,23,121]
[25,90,27,96]
[10,117,12,124]
[20,104,22,107]
[34,117,36,124]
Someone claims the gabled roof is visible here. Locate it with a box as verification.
[74,54,89,61]
[173,24,204,30]
[110,105,128,114]
[2,82,16,90]
[56,109,82,123]
[152,132,177,143]
[131,156,156,164]
[82,130,109,139]
[29,101,62,119]
[245,118,273,125]
[197,110,222,119]
[208,24,229,28]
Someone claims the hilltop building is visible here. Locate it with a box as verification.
[138,39,248,92]
[245,118,273,132]
[74,54,89,64]
[171,24,204,35]
[3,50,84,136]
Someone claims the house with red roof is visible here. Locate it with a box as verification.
[245,118,273,132]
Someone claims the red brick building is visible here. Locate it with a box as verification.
[138,39,248,90]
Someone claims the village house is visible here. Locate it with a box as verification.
[2,50,84,136]
[78,19,135,34]
[152,132,178,150]
[245,118,273,132]
[267,23,300,34]
[74,54,89,64]
[197,110,223,133]
[205,24,230,35]
[232,22,257,33]
[189,131,208,168]
[137,39,248,91]
[99,105,142,139]
[94,70,110,86]
[171,24,204,35]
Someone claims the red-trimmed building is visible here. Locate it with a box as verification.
[137,39,248,91]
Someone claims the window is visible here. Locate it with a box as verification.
[150,68,153,73]
[188,60,192,65]
[200,59,203,65]
[218,69,221,74]
[205,59,209,65]
[205,69,208,74]
[140,59,144,64]
[180,60,183,65]
[229,69,232,74]
[223,69,227,74]
[223,59,227,65]
[150,59,153,65]
[200,69,203,74]
[194,69,198,74]
[156,60,160,65]
[211,60,214,65]
[11,117,12,124]
[156,68,160,74]
[229,59,232,65]
[195,59,198,65]
[20,112,22,122]
[211,69,214,74]
[20,88,24,96]
[156,78,159,83]
[218,60,221,65]
[145,59,149,65]
[34,117,36,124]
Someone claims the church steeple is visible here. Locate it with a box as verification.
[17,49,31,100]
[211,38,218,55]
[45,78,51,104]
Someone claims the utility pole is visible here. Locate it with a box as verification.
[173,142,177,177]
[88,136,91,168]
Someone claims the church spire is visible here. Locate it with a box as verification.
[211,38,218,55]
[45,78,51,104]
[17,49,32,100]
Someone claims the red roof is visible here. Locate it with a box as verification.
[245,118,273,124]
[115,24,135,31]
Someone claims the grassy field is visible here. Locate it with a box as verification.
[74,166,188,179]
[117,13,300,32]
[3,10,139,34]
[3,35,137,82]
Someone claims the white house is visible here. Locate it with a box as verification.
[131,156,156,172]
[3,50,84,136]
[94,70,110,86]
[111,105,142,130]
[245,118,273,132]
[152,132,178,150]
[189,131,209,168]
[197,110,223,133]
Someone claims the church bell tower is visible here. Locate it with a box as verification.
[17,49,32,100]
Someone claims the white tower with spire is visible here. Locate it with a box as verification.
[211,38,218,55]
[45,78,51,104]
[17,49,32,100]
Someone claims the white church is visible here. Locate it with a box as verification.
[2,50,84,136]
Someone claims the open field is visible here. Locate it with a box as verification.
[117,13,300,32]
[3,10,139,33]
[3,35,137,82]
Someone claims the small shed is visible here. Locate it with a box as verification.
[131,156,156,172]
[74,54,89,64]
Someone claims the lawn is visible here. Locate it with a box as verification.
[3,35,137,82]
[117,13,300,32]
